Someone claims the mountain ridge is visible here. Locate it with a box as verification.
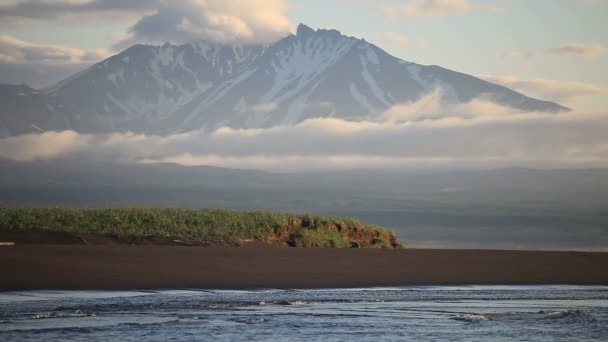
[0,23,568,137]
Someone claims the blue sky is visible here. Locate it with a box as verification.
[292,1,606,79]
[1,0,607,109]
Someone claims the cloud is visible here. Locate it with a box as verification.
[382,0,471,18]
[547,43,608,59]
[0,130,84,161]
[479,74,608,105]
[479,1,510,13]
[505,43,607,61]
[1,1,292,47]
[1,92,607,171]
[383,32,409,46]
[0,0,156,26]
[113,0,291,49]
[0,35,109,64]
[0,1,291,85]
[0,34,109,87]
[380,0,507,19]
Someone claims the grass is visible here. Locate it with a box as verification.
[0,208,401,248]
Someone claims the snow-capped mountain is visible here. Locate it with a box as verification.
[0,24,567,137]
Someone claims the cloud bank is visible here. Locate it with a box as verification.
[382,0,471,18]
[0,0,292,47]
[0,35,108,65]
[0,34,110,87]
[479,74,608,106]
[1,92,607,171]
[380,0,506,19]
[0,0,292,86]
[503,42,608,63]
[114,0,291,49]
[0,0,155,25]
[547,43,608,59]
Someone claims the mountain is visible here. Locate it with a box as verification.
[0,24,568,137]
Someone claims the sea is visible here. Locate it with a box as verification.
[1,286,607,341]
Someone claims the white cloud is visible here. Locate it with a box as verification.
[0,0,156,26]
[504,43,608,62]
[479,74,608,105]
[479,1,510,13]
[383,0,471,18]
[114,0,292,48]
[383,32,409,46]
[0,35,109,64]
[547,43,608,59]
[0,130,84,161]
[0,1,292,85]
[381,0,509,19]
[1,92,607,171]
[0,1,292,47]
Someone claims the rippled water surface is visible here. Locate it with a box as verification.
[1,286,607,341]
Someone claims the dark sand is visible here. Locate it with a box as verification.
[1,245,607,290]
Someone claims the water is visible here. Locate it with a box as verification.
[1,286,607,341]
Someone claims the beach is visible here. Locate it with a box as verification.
[1,245,607,290]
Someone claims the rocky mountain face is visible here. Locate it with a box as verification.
[0,24,567,137]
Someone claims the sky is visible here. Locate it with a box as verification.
[0,0,607,171]
[1,0,607,110]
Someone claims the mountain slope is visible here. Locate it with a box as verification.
[170,24,566,131]
[0,24,568,136]
[43,42,267,133]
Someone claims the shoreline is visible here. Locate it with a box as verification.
[1,245,607,290]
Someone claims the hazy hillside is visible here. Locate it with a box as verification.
[1,159,606,251]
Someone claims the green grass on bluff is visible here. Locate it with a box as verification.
[0,208,401,248]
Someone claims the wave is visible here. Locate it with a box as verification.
[282,300,307,305]
[542,309,590,319]
[451,314,489,323]
[32,312,62,319]
[233,318,267,324]
[0,290,155,304]
[117,319,182,327]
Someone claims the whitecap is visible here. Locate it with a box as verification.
[544,309,587,319]
[288,300,306,305]
[451,314,489,323]
[32,312,62,319]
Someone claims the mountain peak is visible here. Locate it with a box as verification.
[0,24,569,137]
[296,23,316,37]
